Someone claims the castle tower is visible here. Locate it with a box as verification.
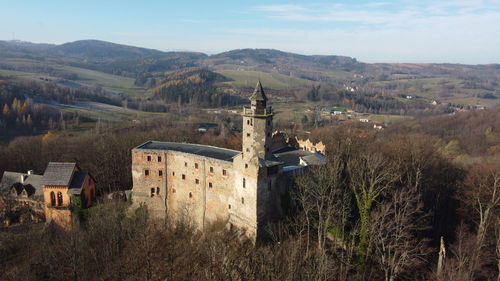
[242,81,273,161]
[229,81,281,241]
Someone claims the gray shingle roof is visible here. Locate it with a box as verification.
[0,171,44,199]
[68,171,88,195]
[250,81,268,102]
[274,150,326,167]
[41,162,77,186]
[135,141,240,162]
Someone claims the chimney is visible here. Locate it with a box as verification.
[20,174,27,183]
[27,170,34,175]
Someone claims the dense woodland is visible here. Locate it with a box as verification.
[0,108,499,281]
[152,68,245,107]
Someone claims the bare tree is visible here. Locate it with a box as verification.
[347,152,396,263]
[370,188,429,281]
[294,155,346,253]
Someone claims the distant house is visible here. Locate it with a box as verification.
[333,111,343,115]
[373,123,384,130]
[359,118,370,123]
[41,162,96,229]
[0,170,44,210]
[406,95,413,99]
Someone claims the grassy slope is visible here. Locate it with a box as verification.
[369,76,500,107]
[216,70,316,90]
[0,58,146,95]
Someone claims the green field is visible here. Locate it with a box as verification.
[0,58,146,96]
[216,70,316,90]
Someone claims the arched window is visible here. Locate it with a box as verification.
[57,192,63,206]
[50,191,56,206]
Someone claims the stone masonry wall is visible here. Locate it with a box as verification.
[132,148,235,230]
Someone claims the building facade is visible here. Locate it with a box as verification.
[42,162,97,228]
[131,82,326,240]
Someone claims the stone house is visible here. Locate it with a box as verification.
[0,170,44,210]
[131,82,326,241]
[41,162,97,228]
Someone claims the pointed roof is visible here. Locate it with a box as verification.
[250,81,268,102]
[41,162,78,186]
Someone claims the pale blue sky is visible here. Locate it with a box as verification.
[1,0,499,64]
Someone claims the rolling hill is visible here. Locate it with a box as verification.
[0,39,499,108]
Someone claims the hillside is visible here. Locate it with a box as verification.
[0,39,499,110]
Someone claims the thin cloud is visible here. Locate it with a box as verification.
[254,1,500,27]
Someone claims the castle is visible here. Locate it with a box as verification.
[131,82,326,240]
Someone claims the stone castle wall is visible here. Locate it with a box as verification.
[132,149,236,229]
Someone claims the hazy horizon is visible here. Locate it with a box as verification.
[1,0,499,64]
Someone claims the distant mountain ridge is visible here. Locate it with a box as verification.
[0,39,360,75]
[1,39,499,89]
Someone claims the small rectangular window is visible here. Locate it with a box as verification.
[243,178,246,188]
[246,133,251,137]
[144,169,149,176]
[184,162,187,167]
[182,174,186,180]
[209,166,214,173]
[209,182,213,188]
[195,163,199,169]
[147,155,151,162]
[158,156,162,162]
[195,179,200,184]
[172,171,175,176]
[150,188,154,197]
[159,170,163,177]
[245,163,248,169]
[222,169,227,176]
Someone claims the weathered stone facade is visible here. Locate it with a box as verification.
[131,82,324,240]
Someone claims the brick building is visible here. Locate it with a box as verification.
[131,82,326,240]
[42,162,97,228]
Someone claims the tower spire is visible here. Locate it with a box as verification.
[250,81,267,102]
